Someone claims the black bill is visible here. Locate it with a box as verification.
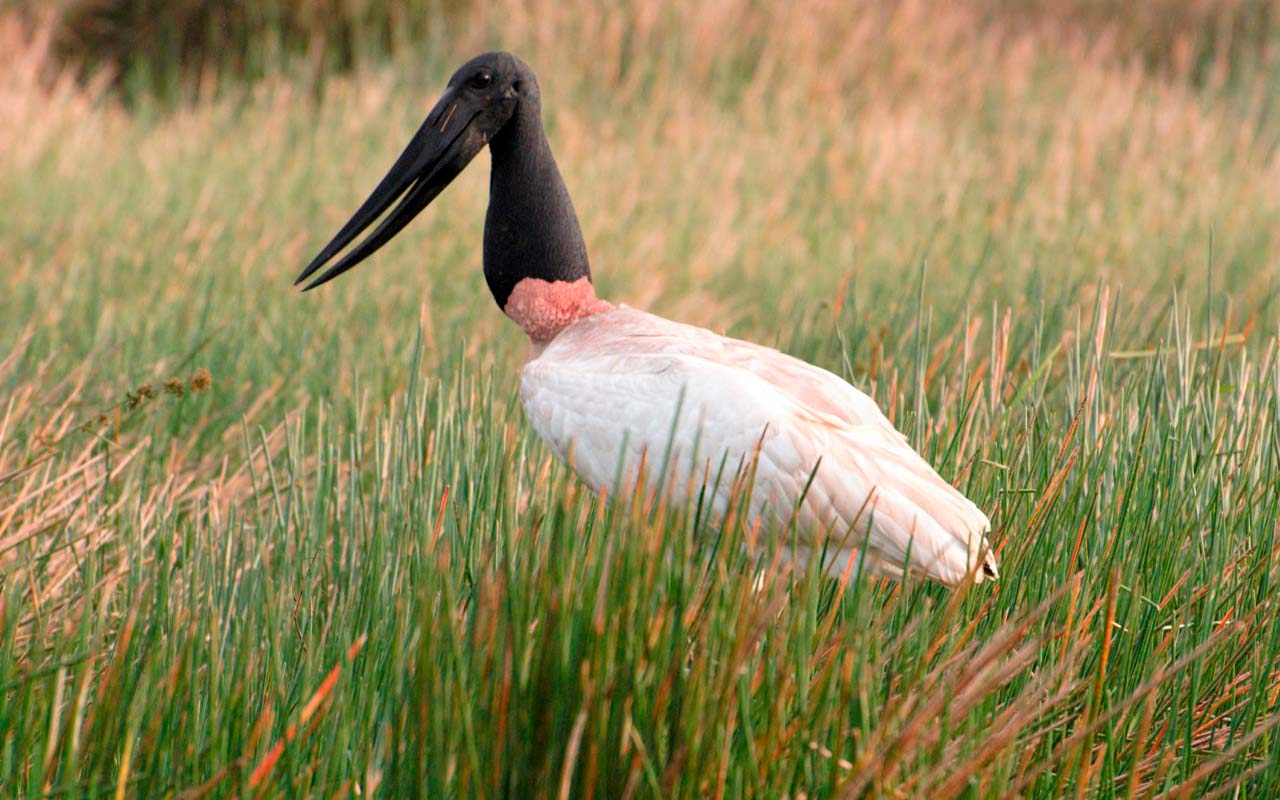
[295,89,488,290]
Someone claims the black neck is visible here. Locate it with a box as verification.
[483,97,591,309]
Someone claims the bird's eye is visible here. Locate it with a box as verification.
[469,72,493,89]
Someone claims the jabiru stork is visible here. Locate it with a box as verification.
[296,52,999,586]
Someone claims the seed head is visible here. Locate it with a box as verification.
[189,368,212,393]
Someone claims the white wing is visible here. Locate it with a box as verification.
[520,307,997,585]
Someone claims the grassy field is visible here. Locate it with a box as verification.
[3,1,1280,796]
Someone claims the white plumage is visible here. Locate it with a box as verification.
[521,305,998,586]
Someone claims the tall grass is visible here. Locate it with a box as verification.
[2,1,1279,796]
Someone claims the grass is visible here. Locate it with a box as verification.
[2,1,1280,796]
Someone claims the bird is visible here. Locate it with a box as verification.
[295,52,999,586]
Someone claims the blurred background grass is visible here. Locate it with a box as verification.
[26,0,1280,99]
[2,0,1280,797]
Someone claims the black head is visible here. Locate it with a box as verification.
[295,52,534,290]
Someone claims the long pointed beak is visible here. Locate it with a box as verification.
[296,89,486,291]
